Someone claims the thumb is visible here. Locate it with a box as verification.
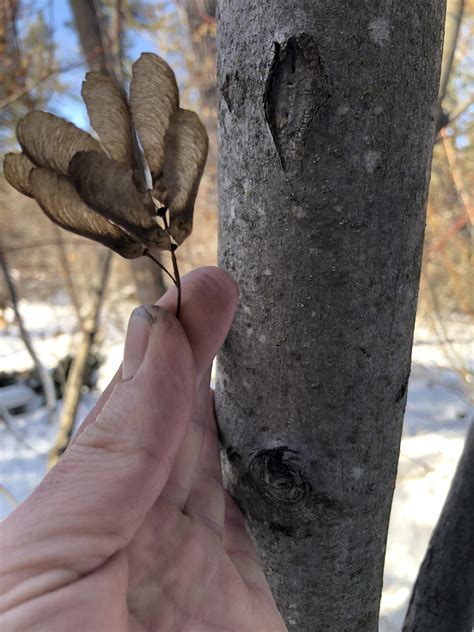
[0,306,195,595]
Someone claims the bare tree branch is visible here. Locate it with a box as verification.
[436,0,465,133]
[0,250,57,422]
[48,249,112,467]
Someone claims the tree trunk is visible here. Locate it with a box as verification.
[216,2,446,630]
[131,257,167,304]
[179,0,217,129]
[403,424,474,632]
[69,0,109,74]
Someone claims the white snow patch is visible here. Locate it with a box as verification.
[1,301,78,373]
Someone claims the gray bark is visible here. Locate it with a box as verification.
[216,2,446,630]
[403,424,474,632]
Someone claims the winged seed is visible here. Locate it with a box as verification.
[68,151,171,250]
[82,73,134,165]
[3,153,36,197]
[17,111,101,175]
[160,109,208,244]
[30,169,143,259]
[130,53,179,178]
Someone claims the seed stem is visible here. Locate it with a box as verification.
[161,211,181,320]
[143,249,176,285]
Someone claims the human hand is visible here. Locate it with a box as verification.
[0,267,286,631]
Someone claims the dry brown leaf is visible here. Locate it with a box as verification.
[3,153,36,197]
[30,169,143,259]
[159,109,209,244]
[69,151,171,250]
[17,111,101,176]
[130,53,179,179]
[82,73,133,165]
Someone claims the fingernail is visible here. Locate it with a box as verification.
[122,306,156,380]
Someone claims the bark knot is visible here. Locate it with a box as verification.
[246,446,311,509]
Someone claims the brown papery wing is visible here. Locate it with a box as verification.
[30,169,143,259]
[130,53,179,180]
[69,151,171,251]
[17,111,101,175]
[82,73,133,166]
[160,109,208,245]
[3,153,36,197]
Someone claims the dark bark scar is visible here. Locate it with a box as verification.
[263,33,331,172]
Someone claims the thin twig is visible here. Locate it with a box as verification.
[441,128,473,222]
[0,251,57,422]
[0,484,17,508]
[449,95,474,125]
[0,60,87,110]
[0,405,43,454]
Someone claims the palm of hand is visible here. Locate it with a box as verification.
[125,411,283,632]
[57,396,284,632]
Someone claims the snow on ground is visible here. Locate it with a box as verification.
[0,304,472,631]
[1,302,78,373]
[379,369,471,630]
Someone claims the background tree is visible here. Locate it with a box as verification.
[1,1,65,145]
[216,2,446,630]
[402,424,473,632]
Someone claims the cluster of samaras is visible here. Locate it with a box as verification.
[4,53,208,258]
